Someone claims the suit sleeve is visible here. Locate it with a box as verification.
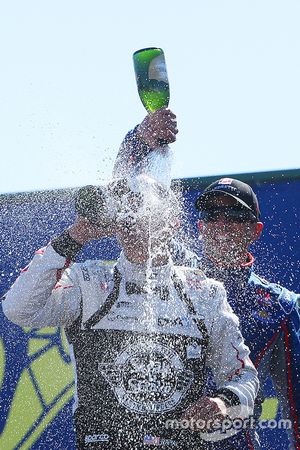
[207,283,259,419]
[113,126,152,179]
[2,244,82,328]
[269,305,300,448]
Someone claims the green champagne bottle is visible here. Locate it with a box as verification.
[133,47,170,113]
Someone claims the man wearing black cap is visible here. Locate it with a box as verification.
[195,178,263,270]
[193,178,300,449]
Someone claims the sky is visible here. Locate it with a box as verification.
[0,0,299,194]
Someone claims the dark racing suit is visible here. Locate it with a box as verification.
[171,242,300,450]
[3,245,258,450]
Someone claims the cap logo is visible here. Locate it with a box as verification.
[218,178,233,185]
[211,178,238,195]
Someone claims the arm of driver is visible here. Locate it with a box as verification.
[2,244,81,328]
[113,108,177,179]
[207,283,259,419]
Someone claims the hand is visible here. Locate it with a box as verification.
[137,108,178,148]
[68,215,118,245]
[181,397,227,430]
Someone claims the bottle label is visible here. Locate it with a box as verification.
[148,54,168,84]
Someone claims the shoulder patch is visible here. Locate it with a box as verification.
[250,272,297,314]
[186,269,207,289]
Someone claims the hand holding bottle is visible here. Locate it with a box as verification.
[137,108,178,148]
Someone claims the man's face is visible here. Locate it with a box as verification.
[198,195,262,266]
[115,179,179,264]
[117,211,176,265]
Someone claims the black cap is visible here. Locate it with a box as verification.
[195,178,260,219]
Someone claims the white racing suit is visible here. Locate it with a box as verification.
[3,245,259,449]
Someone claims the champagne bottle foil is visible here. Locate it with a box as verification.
[75,185,113,226]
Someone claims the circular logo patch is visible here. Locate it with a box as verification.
[98,340,193,414]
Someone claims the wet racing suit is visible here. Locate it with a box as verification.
[3,242,258,450]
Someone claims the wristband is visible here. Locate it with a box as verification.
[215,388,241,408]
[51,230,83,260]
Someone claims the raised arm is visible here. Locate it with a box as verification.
[2,216,116,328]
[113,108,178,179]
